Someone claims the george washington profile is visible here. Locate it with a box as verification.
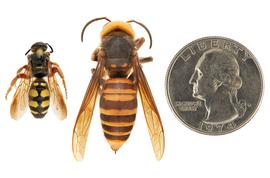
[189,49,247,124]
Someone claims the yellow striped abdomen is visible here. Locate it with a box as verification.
[100,78,137,152]
[28,78,50,118]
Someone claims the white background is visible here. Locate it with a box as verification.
[0,0,269,177]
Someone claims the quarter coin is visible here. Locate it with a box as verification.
[166,36,263,135]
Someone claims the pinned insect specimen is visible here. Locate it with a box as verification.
[72,17,165,160]
[6,42,67,119]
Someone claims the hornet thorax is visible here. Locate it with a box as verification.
[102,31,135,78]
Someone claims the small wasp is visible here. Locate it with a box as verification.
[72,17,165,160]
[6,42,67,119]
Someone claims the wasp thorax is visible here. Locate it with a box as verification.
[30,51,49,78]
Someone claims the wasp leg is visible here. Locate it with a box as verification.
[135,37,145,50]
[6,73,30,99]
[50,62,67,99]
[16,65,29,74]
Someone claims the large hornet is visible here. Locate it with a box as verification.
[72,17,165,160]
[6,42,67,119]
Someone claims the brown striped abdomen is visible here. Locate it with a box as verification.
[28,78,50,118]
[100,78,137,152]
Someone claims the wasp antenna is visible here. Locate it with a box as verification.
[46,43,54,53]
[81,17,111,42]
[127,20,152,49]
[25,48,31,56]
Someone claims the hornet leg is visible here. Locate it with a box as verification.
[135,38,153,64]
[91,48,101,61]
[135,37,145,50]
[139,56,153,63]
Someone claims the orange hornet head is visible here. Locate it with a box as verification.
[100,21,135,39]
[81,17,152,48]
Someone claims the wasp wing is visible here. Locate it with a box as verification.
[134,56,165,160]
[72,57,104,161]
[10,69,31,119]
[48,66,67,120]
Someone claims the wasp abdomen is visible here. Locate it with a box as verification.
[28,78,50,118]
[100,78,137,151]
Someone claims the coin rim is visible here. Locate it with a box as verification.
[165,36,264,135]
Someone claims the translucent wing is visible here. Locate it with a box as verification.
[10,69,31,119]
[134,55,165,160]
[48,68,67,120]
[72,57,104,161]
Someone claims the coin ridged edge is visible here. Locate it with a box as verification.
[165,36,264,135]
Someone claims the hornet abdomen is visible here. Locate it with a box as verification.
[100,78,137,151]
[28,78,50,118]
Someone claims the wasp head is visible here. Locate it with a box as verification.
[25,42,53,56]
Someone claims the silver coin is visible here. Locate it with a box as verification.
[166,36,263,135]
